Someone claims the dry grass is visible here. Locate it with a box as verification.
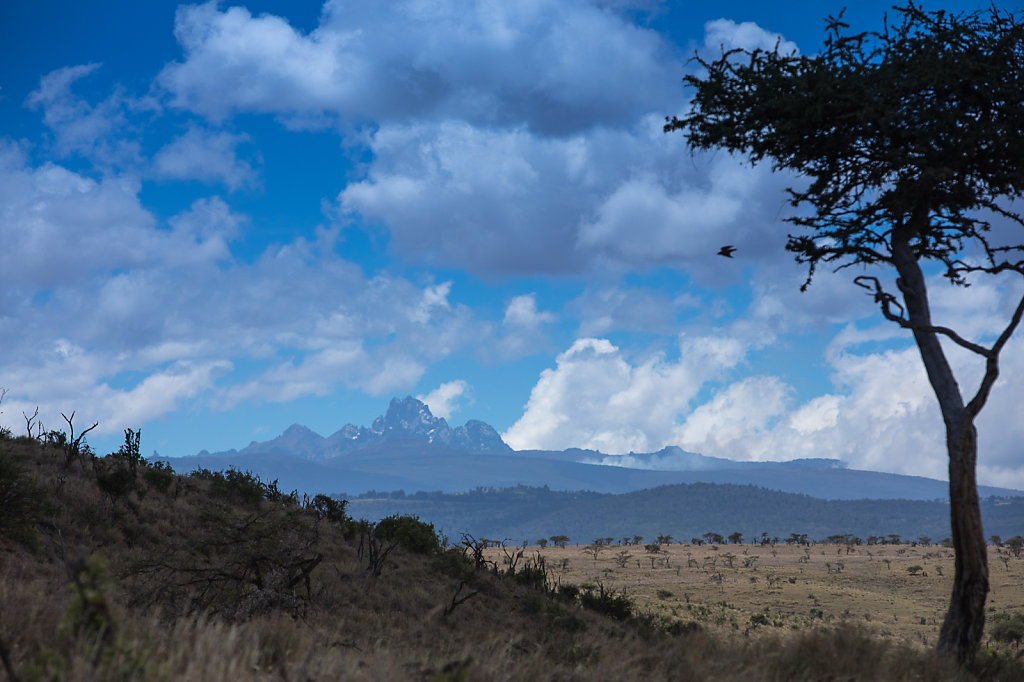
[3,433,1024,681]
[486,541,1024,650]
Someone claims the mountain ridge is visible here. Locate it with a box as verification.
[199,396,512,460]
[170,396,1023,501]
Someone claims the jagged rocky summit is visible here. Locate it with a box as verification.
[200,396,512,461]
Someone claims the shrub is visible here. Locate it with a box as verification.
[191,467,268,506]
[141,460,177,494]
[374,514,440,555]
[990,612,1024,646]
[0,446,50,548]
[309,494,348,524]
[578,582,634,621]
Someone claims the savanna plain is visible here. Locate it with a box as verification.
[485,540,1024,649]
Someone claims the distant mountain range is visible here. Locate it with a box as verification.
[199,396,511,460]
[161,396,1023,502]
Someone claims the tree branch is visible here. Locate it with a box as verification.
[854,276,993,356]
[965,288,1024,419]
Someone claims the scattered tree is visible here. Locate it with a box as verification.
[703,532,724,545]
[669,3,1024,662]
[549,535,571,548]
[1007,536,1024,558]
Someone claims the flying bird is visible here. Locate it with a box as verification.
[717,245,737,258]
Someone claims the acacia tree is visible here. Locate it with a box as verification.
[667,3,1024,663]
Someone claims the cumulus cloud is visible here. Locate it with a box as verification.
[26,63,148,168]
[155,3,804,277]
[152,126,259,190]
[340,116,794,275]
[494,294,557,358]
[417,380,471,420]
[570,285,701,337]
[703,19,799,55]
[160,0,680,133]
[0,141,155,289]
[0,150,487,434]
[507,285,1024,489]
[503,335,745,452]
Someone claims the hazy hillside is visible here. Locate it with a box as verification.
[347,483,1024,544]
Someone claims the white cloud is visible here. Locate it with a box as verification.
[0,142,155,289]
[503,335,745,452]
[340,116,794,275]
[504,294,556,329]
[505,279,1024,491]
[417,380,470,420]
[0,150,487,433]
[703,19,798,55]
[26,63,149,168]
[152,126,259,190]
[160,0,680,133]
[495,294,557,358]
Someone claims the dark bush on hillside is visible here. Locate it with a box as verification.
[578,582,634,621]
[92,456,136,512]
[142,460,176,494]
[374,514,440,555]
[191,466,268,506]
[990,612,1024,646]
[126,502,324,620]
[0,445,50,548]
[309,493,348,524]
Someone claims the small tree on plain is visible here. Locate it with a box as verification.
[669,3,1024,662]
[549,535,570,548]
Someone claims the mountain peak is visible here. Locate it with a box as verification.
[374,396,445,437]
[228,396,511,461]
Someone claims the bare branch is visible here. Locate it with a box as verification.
[854,276,994,357]
[23,406,39,439]
[965,290,1024,419]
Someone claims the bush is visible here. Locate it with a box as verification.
[0,447,50,548]
[990,612,1024,646]
[309,494,348,524]
[141,460,177,494]
[374,514,440,555]
[191,467,268,506]
[578,582,634,621]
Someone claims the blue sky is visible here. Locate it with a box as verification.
[3,0,1023,489]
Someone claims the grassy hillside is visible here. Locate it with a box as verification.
[2,428,1024,680]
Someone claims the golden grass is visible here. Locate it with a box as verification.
[486,541,1024,650]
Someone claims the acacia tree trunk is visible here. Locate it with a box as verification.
[938,418,989,662]
[893,226,989,664]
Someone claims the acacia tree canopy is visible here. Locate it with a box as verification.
[670,2,1024,291]
[667,2,1024,664]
